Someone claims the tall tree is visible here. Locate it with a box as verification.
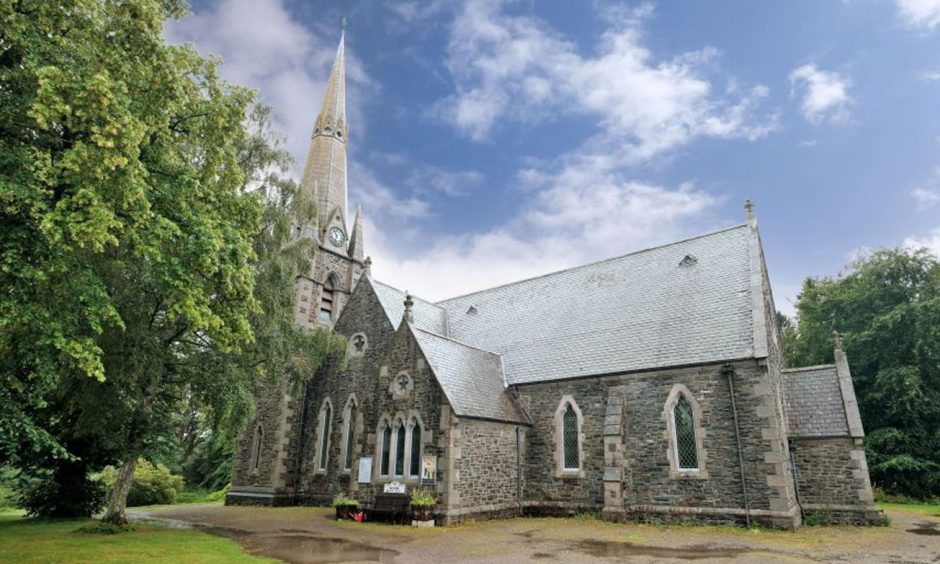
[0,0,341,523]
[785,248,940,498]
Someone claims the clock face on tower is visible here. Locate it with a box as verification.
[328,227,346,247]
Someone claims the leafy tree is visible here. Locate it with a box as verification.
[1,0,341,523]
[785,248,940,498]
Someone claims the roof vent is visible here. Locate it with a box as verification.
[466,306,478,315]
[679,254,698,267]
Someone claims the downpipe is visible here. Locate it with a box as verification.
[723,365,751,528]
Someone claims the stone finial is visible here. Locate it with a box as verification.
[832,330,843,350]
[403,292,414,323]
[364,256,372,277]
[744,199,755,222]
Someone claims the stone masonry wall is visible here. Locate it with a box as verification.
[228,381,287,504]
[450,418,524,522]
[791,437,885,525]
[514,359,800,528]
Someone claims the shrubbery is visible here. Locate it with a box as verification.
[99,459,184,507]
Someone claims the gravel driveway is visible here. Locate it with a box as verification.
[132,503,940,563]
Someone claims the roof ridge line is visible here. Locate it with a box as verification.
[435,222,749,304]
[372,279,443,310]
[782,364,837,373]
[411,326,502,357]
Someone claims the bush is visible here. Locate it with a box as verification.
[205,483,230,503]
[0,467,17,509]
[73,522,136,534]
[18,461,106,518]
[99,459,184,507]
[332,491,358,507]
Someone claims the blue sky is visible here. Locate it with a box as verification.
[167,0,940,315]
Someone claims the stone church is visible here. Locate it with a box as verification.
[227,31,883,529]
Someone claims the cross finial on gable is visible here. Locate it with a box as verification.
[744,199,755,222]
[403,292,414,324]
[832,330,843,350]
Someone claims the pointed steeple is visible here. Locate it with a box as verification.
[299,26,349,239]
[348,204,364,262]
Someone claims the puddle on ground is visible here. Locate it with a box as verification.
[570,539,749,560]
[238,533,398,563]
[907,522,940,536]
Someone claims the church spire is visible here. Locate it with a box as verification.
[299,25,348,238]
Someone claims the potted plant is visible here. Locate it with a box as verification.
[410,487,436,526]
[332,492,359,520]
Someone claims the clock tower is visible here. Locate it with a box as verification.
[293,26,367,328]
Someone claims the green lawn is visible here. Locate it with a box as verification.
[877,501,940,517]
[0,514,272,563]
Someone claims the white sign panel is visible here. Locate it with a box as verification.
[357,456,372,484]
[383,481,406,494]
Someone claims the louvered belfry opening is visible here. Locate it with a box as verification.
[674,395,698,469]
[563,404,579,469]
[319,276,335,323]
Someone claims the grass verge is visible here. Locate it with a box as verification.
[877,501,940,517]
[0,513,273,563]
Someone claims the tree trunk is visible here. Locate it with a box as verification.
[101,457,137,525]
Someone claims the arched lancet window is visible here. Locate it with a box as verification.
[673,395,698,470]
[252,425,263,472]
[563,404,579,470]
[554,396,583,476]
[319,274,337,323]
[380,421,391,476]
[409,418,421,477]
[317,402,332,471]
[395,420,406,476]
[342,400,357,472]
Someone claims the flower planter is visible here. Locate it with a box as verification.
[335,504,359,520]
[411,504,434,527]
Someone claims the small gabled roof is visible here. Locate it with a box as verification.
[411,327,528,425]
[371,279,448,335]
[782,365,850,438]
[436,224,757,385]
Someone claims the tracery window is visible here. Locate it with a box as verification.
[317,401,332,472]
[409,419,421,477]
[380,421,391,476]
[395,420,406,476]
[251,425,263,472]
[342,400,357,472]
[674,395,698,470]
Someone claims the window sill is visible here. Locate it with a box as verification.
[555,469,584,479]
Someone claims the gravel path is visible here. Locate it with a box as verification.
[132,504,940,563]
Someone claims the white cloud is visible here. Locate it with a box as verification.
[911,187,940,209]
[433,0,776,159]
[904,228,940,256]
[789,64,852,125]
[164,0,373,174]
[894,0,940,32]
[920,70,940,80]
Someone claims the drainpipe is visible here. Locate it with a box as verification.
[723,365,751,528]
[788,440,805,522]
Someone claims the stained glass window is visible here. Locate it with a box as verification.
[563,403,579,470]
[409,420,421,477]
[380,423,391,476]
[395,420,406,475]
[674,395,698,470]
[318,404,331,471]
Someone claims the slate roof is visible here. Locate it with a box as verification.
[782,365,850,438]
[411,328,528,424]
[371,279,448,335]
[436,224,757,385]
